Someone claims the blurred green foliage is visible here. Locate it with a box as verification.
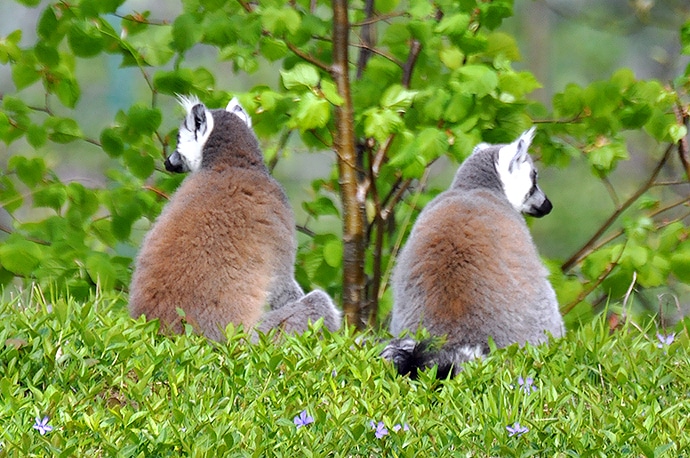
[0,0,688,326]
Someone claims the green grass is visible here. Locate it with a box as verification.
[1,290,689,457]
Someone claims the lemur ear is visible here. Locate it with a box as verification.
[508,127,535,171]
[177,94,203,115]
[225,97,252,128]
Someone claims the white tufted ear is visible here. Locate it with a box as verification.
[225,97,252,128]
[169,95,214,173]
[495,127,538,213]
[177,94,202,116]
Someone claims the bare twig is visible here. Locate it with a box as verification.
[673,102,690,179]
[285,41,332,73]
[356,0,375,79]
[561,143,674,272]
[401,40,421,88]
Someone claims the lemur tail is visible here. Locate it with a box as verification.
[381,338,485,380]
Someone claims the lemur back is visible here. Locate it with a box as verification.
[382,128,564,378]
[129,97,340,341]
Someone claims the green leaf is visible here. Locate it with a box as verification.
[85,252,117,291]
[153,69,194,95]
[380,85,417,112]
[37,7,59,42]
[439,45,464,70]
[280,63,320,91]
[587,140,628,175]
[553,83,585,119]
[33,184,67,211]
[9,156,46,187]
[435,13,471,37]
[100,127,125,157]
[669,124,687,143]
[53,75,81,109]
[11,51,41,90]
[670,243,690,282]
[172,13,203,53]
[26,124,47,148]
[0,175,22,212]
[409,0,434,18]
[261,7,301,36]
[363,108,404,143]
[33,41,59,67]
[303,197,340,217]
[375,0,399,14]
[124,146,156,180]
[288,93,331,131]
[323,238,343,268]
[126,104,162,136]
[0,235,44,276]
[15,0,41,6]
[681,21,690,55]
[260,37,289,62]
[126,25,174,66]
[67,21,105,58]
[319,79,344,106]
[486,32,520,61]
[456,65,499,97]
[45,117,83,143]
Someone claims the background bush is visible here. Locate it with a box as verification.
[0,0,689,327]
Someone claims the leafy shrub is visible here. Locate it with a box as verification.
[0,0,689,327]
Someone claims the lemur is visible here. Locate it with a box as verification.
[129,96,341,341]
[382,128,564,378]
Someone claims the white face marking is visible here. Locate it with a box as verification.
[495,127,536,213]
[225,97,252,128]
[175,98,214,173]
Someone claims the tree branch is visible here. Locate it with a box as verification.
[332,0,367,328]
[673,101,690,180]
[561,143,674,272]
[285,41,332,73]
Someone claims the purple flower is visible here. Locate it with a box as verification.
[293,410,314,428]
[506,422,529,437]
[33,416,53,435]
[517,376,537,393]
[657,333,675,348]
[370,420,388,439]
[393,423,410,432]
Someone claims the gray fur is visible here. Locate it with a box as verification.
[384,128,564,378]
[253,290,342,341]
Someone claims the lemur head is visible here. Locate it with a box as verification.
[456,127,552,217]
[164,96,254,173]
[493,127,552,217]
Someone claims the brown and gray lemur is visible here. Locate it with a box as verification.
[382,128,564,378]
[129,96,341,341]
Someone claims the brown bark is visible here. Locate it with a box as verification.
[332,0,367,328]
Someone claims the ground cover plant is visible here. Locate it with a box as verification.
[1,290,688,456]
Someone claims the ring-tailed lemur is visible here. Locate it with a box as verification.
[129,96,341,341]
[382,128,564,378]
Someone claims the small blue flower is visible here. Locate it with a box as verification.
[33,416,53,436]
[506,422,529,437]
[517,376,537,393]
[370,420,388,439]
[657,333,675,348]
[293,410,314,428]
[393,423,410,432]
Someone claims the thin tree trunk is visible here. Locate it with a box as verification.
[332,0,366,328]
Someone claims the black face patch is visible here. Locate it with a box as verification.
[164,154,186,173]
